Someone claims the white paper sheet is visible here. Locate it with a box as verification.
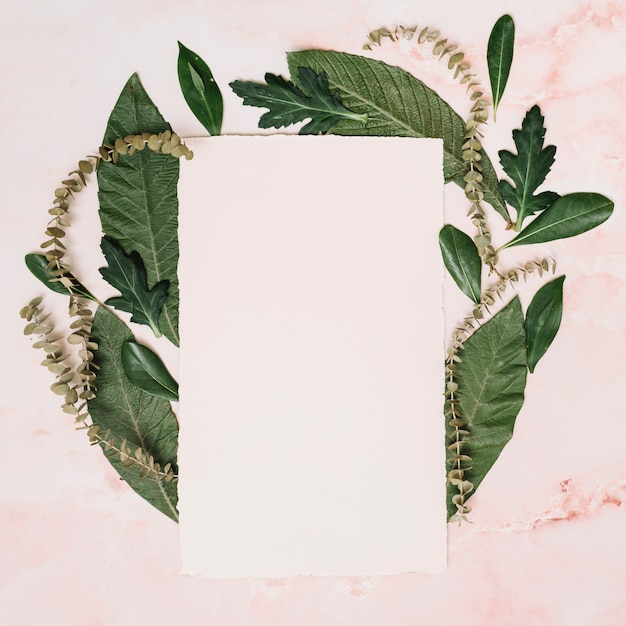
[178,135,446,578]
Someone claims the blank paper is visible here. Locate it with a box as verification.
[178,135,446,577]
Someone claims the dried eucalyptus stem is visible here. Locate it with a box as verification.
[363,23,553,522]
[21,293,179,484]
[21,131,190,486]
[364,24,508,275]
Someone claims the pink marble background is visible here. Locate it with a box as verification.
[1,0,624,623]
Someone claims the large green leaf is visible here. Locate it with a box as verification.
[88,306,179,521]
[439,224,482,303]
[286,50,509,221]
[446,297,527,520]
[97,74,180,346]
[500,192,614,249]
[487,14,515,121]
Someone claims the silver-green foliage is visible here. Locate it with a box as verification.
[88,306,179,521]
[97,74,180,346]
[286,50,509,221]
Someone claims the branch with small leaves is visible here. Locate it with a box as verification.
[363,23,505,273]
[21,298,178,486]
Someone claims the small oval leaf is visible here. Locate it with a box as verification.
[500,192,614,249]
[25,253,94,300]
[121,341,179,402]
[439,225,482,303]
[487,14,515,121]
[177,41,223,135]
[525,275,565,373]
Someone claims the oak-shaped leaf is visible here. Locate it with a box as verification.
[499,105,559,231]
[230,66,368,134]
[99,235,169,338]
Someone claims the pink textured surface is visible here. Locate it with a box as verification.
[1,0,625,624]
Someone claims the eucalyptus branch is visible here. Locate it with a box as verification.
[444,255,556,522]
[363,24,510,274]
[87,425,178,483]
[20,298,177,484]
[42,132,192,301]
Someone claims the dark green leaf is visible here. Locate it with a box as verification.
[230,67,368,135]
[446,297,527,520]
[99,235,169,338]
[25,253,94,300]
[286,50,509,221]
[97,74,180,345]
[438,225,481,303]
[525,275,565,373]
[500,192,614,249]
[177,41,223,135]
[88,306,179,521]
[498,105,559,231]
[121,341,179,401]
[487,14,515,121]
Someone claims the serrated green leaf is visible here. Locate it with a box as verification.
[99,235,169,338]
[487,14,515,121]
[499,192,614,249]
[177,41,223,135]
[525,275,565,373]
[230,66,368,135]
[498,105,560,231]
[439,225,481,303]
[446,297,527,520]
[88,306,178,521]
[97,74,180,346]
[25,253,94,300]
[121,341,179,401]
[286,50,509,221]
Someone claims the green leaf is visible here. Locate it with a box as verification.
[97,73,180,346]
[498,105,560,231]
[438,225,481,303]
[525,275,565,373]
[99,236,169,338]
[88,306,179,522]
[230,66,368,134]
[487,14,515,121]
[25,253,94,300]
[285,50,510,221]
[446,297,527,520]
[121,341,179,401]
[177,41,223,135]
[499,192,614,249]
